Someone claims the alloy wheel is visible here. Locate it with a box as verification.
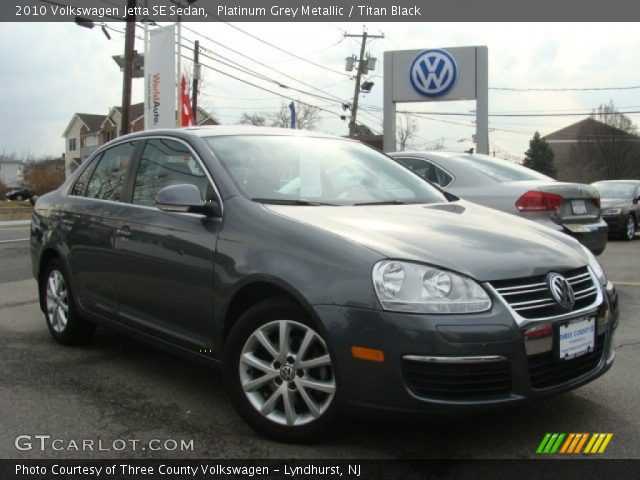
[46,270,69,333]
[626,216,636,240]
[239,320,336,427]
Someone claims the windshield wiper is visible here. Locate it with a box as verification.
[251,198,338,206]
[354,200,415,206]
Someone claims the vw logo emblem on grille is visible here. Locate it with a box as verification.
[547,273,575,310]
[409,49,458,97]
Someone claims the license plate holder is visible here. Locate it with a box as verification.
[558,316,596,361]
[571,199,587,215]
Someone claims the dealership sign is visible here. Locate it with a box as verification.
[383,46,488,153]
[409,49,458,97]
[145,25,176,130]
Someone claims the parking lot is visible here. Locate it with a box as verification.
[1,222,638,459]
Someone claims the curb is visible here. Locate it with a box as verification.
[0,220,30,227]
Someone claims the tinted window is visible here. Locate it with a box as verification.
[71,154,101,196]
[205,136,446,205]
[593,182,637,199]
[396,157,453,188]
[86,141,137,201]
[132,139,212,206]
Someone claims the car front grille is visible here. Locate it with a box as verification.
[528,334,606,389]
[490,267,598,319]
[402,359,512,400]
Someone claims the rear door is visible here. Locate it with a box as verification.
[62,140,139,318]
[113,137,222,349]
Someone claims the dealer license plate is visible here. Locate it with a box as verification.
[559,317,595,360]
[571,199,587,215]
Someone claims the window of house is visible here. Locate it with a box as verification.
[85,141,137,201]
[104,131,116,142]
[69,138,77,151]
[132,139,212,207]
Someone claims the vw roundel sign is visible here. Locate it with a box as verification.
[409,49,458,98]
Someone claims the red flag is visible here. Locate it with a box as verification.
[180,75,195,127]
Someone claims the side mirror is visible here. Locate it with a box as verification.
[155,184,221,217]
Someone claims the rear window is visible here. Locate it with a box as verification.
[454,154,552,182]
[593,182,636,199]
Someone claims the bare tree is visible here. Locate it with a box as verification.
[23,156,66,196]
[0,179,6,199]
[566,102,640,182]
[238,112,267,126]
[269,103,320,130]
[396,113,418,151]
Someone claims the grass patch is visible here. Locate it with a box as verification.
[0,200,33,221]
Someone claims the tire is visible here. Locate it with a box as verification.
[620,215,636,241]
[224,297,338,442]
[40,259,95,345]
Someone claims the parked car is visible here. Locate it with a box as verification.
[5,184,31,201]
[32,128,618,441]
[389,152,608,255]
[591,180,640,241]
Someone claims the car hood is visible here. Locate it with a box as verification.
[600,198,630,209]
[265,201,588,282]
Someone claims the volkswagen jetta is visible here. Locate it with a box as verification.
[31,127,618,441]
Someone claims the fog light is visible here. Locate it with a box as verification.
[351,346,385,362]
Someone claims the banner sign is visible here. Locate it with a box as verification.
[145,25,176,130]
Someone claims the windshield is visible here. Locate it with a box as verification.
[204,135,447,205]
[593,182,636,199]
[454,154,553,182]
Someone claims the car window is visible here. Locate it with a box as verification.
[454,154,552,182]
[132,139,212,207]
[85,141,137,201]
[204,136,447,205]
[431,164,453,187]
[593,182,636,199]
[70,154,101,197]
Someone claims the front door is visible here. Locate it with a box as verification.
[113,138,221,349]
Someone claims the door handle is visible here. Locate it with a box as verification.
[115,227,131,239]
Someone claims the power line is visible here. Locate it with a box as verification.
[490,85,640,92]
[398,110,640,118]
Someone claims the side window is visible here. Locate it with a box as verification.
[70,154,101,197]
[431,164,454,187]
[396,157,430,179]
[85,141,137,201]
[132,139,212,207]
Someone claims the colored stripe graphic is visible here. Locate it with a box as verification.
[537,433,613,454]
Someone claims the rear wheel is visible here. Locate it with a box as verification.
[41,259,95,345]
[620,215,636,241]
[224,297,338,442]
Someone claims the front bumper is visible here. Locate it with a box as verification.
[601,214,627,235]
[313,290,616,415]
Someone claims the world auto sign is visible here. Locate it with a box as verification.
[383,46,488,154]
[145,25,176,130]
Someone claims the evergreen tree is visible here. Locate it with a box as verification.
[523,131,557,178]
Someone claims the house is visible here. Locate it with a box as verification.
[543,118,640,182]
[62,103,219,176]
[0,156,25,186]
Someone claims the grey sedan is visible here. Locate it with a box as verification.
[31,128,618,441]
[592,180,640,241]
[389,152,608,255]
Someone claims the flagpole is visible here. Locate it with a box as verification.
[176,15,182,127]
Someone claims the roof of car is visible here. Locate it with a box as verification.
[129,125,350,140]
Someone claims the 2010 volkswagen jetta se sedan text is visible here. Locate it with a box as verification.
[31,127,619,441]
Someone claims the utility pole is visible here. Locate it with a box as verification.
[191,40,200,120]
[344,29,384,137]
[120,0,136,136]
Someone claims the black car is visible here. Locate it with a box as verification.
[592,180,640,241]
[5,184,31,201]
[31,127,619,441]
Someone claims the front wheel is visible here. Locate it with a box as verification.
[224,297,338,442]
[41,259,95,345]
[621,215,636,241]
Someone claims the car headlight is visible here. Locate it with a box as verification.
[372,260,492,314]
[581,245,607,286]
[601,208,621,216]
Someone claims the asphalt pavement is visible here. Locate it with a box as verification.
[0,228,638,459]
